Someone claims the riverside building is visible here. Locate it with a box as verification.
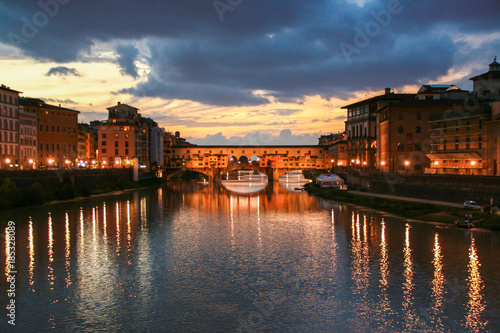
[20,97,79,168]
[0,85,20,169]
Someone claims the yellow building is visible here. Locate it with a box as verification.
[19,105,38,169]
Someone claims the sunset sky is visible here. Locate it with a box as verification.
[1,0,499,145]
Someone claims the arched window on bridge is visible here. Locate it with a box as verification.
[239,156,249,164]
[250,155,260,165]
[229,156,238,165]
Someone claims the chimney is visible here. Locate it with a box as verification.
[118,101,121,105]
[385,87,391,95]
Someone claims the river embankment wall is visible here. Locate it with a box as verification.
[0,169,132,192]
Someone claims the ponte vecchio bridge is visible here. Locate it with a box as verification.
[166,145,332,182]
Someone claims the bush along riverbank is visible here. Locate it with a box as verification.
[305,183,500,231]
[0,176,163,210]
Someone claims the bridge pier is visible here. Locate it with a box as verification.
[266,168,282,182]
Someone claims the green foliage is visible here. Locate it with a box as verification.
[55,181,75,200]
[22,182,46,205]
[0,177,22,209]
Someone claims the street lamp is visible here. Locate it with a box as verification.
[405,161,410,166]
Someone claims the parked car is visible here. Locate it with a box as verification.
[464,201,482,210]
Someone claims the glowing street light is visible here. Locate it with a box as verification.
[434,161,439,165]
[405,161,410,166]
[381,161,386,166]
[471,161,477,166]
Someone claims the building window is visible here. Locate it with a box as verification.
[115,149,119,155]
[125,134,129,138]
[125,141,129,148]
[416,126,421,133]
[398,127,403,133]
[398,143,404,151]
[415,143,422,151]
[399,113,403,120]
[102,133,107,138]
[102,141,107,146]
[125,149,129,155]
[416,113,421,120]
[115,141,118,147]
[115,133,119,138]
[102,148,107,153]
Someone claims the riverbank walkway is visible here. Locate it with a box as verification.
[348,190,463,208]
[348,190,500,216]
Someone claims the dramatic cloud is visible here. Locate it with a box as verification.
[116,44,140,79]
[45,66,82,77]
[1,0,498,107]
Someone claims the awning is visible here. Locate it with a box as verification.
[425,152,481,160]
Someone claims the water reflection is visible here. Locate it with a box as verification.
[29,217,35,288]
[65,212,71,287]
[402,223,415,329]
[430,232,444,330]
[4,227,10,280]
[1,184,500,332]
[377,219,393,328]
[115,201,120,252]
[48,213,54,288]
[466,236,487,332]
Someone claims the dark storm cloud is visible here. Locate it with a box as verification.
[45,66,82,77]
[116,44,140,79]
[1,0,499,105]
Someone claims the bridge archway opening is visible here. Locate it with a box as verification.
[238,156,249,164]
[229,156,238,165]
[181,170,209,181]
[249,155,260,166]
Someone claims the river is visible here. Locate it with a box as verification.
[1,181,499,332]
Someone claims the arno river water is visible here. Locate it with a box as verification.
[1,179,500,332]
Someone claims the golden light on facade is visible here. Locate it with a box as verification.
[405,160,410,166]
[471,161,476,166]
[434,161,439,165]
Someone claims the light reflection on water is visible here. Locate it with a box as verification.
[0,182,499,332]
